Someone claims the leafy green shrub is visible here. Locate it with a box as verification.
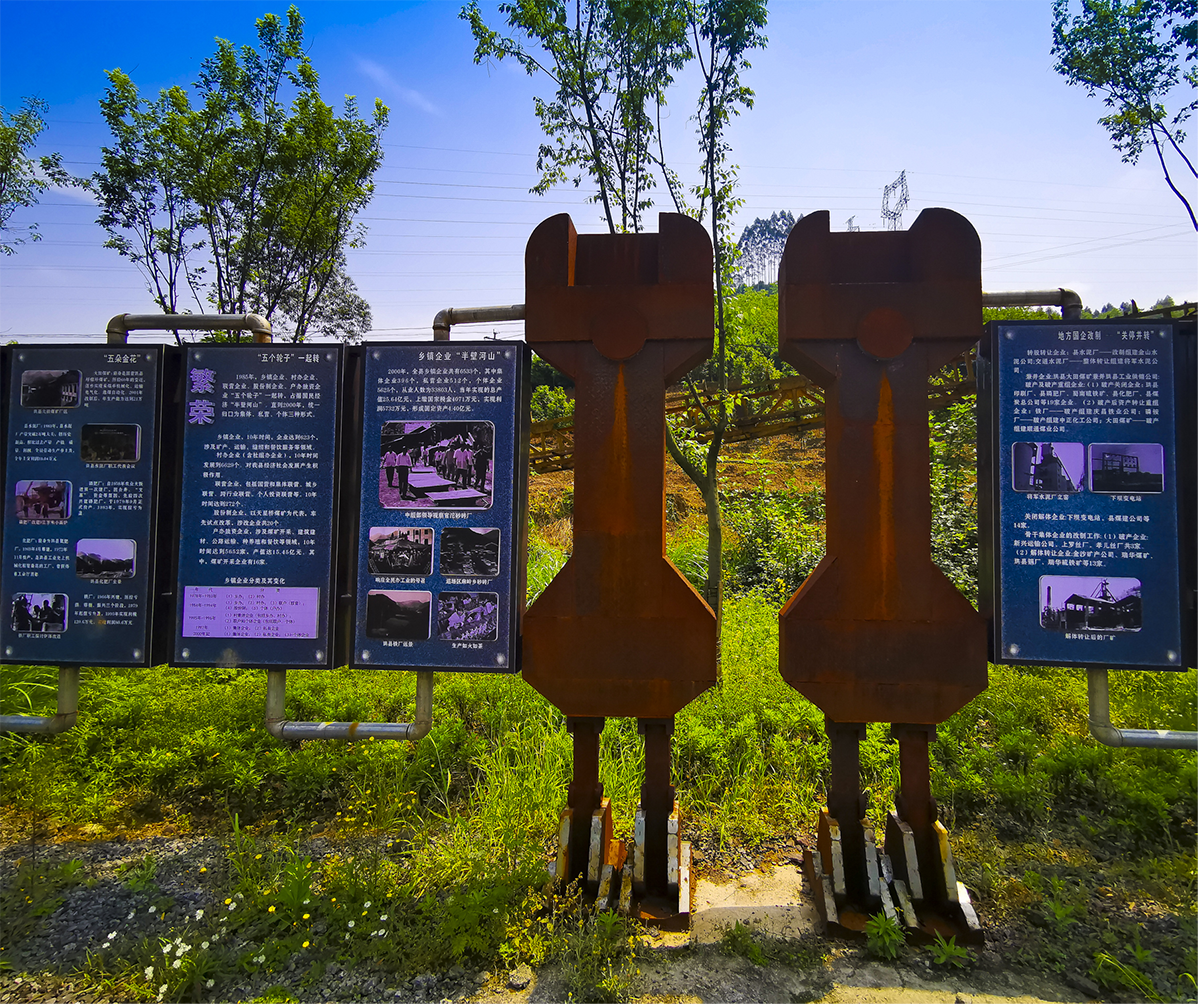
[721,486,825,597]
[527,523,569,604]
[530,385,574,422]
[864,911,903,960]
[929,932,973,968]
[561,910,640,1003]
[721,920,767,965]
[929,399,978,605]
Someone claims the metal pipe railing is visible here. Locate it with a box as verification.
[983,289,1083,321]
[265,668,434,741]
[1087,668,1197,750]
[432,304,525,342]
[106,313,272,344]
[0,666,80,734]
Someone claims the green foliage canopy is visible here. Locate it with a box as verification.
[0,96,73,254]
[462,0,692,234]
[94,6,388,341]
[1052,0,1198,228]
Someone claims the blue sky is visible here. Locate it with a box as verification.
[1,0,1196,340]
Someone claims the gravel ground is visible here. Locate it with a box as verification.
[0,835,1093,1005]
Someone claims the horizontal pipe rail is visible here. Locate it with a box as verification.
[983,288,1083,320]
[106,313,272,344]
[432,304,525,341]
[1087,668,1197,750]
[265,668,434,742]
[0,666,79,734]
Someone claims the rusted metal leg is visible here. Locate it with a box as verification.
[567,716,605,883]
[639,717,675,895]
[826,718,867,904]
[892,723,939,900]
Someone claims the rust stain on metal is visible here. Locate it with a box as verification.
[777,208,987,725]
[522,213,717,719]
[873,373,896,620]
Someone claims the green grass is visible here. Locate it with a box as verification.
[1,499,1196,999]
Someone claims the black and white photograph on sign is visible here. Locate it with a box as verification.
[379,421,494,509]
[14,480,71,521]
[1088,443,1164,494]
[75,539,136,580]
[367,527,433,576]
[365,590,431,640]
[20,369,81,408]
[1012,442,1085,493]
[439,527,500,577]
[80,423,141,463]
[10,593,67,634]
[1039,576,1142,633]
[437,592,498,642]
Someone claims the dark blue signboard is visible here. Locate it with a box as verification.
[172,345,341,667]
[1,345,162,666]
[984,321,1186,669]
[351,342,526,672]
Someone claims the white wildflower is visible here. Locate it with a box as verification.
[206,979,215,989]
[363,901,372,908]
[201,941,209,950]
[144,966,154,981]
[172,959,181,969]
[347,920,354,928]
[107,931,118,940]
[380,914,388,921]
[195,909,204,920]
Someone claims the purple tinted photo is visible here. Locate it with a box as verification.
[1012,442,1084,493]
[181,586,320,639]
[1089,443,1164,493]
[1039,575,1141,633]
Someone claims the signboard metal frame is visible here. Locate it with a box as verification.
[980,319,1196,671]
[1,344,167,668]
[162,344,345,669]
[346,340,529,674]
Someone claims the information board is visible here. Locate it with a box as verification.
[171,345,341,667]
[351,342,526,672]
[1,345,162,666]
[983,320,1190,669]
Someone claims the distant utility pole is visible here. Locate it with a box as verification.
[882,171,909,230]
[846,216,860,232]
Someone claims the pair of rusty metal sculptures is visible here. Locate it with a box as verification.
[521,208,987,934]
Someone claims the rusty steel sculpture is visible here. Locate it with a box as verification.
[522,213,717,907]
[777,209,988,937]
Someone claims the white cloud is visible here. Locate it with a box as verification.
[355,58,440,116]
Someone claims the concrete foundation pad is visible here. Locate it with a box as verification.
[691,862,821,944]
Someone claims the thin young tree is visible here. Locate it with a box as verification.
[0,96,77,254]
[659,0,768,628]
[94,6,388,341]
[1052,0,1198,228]
[462,0,691,233]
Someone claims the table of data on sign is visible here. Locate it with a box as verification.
[1,346,162,665]
[352,343,523,672]
[992,322,1184,669]
[173,346,340,667]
